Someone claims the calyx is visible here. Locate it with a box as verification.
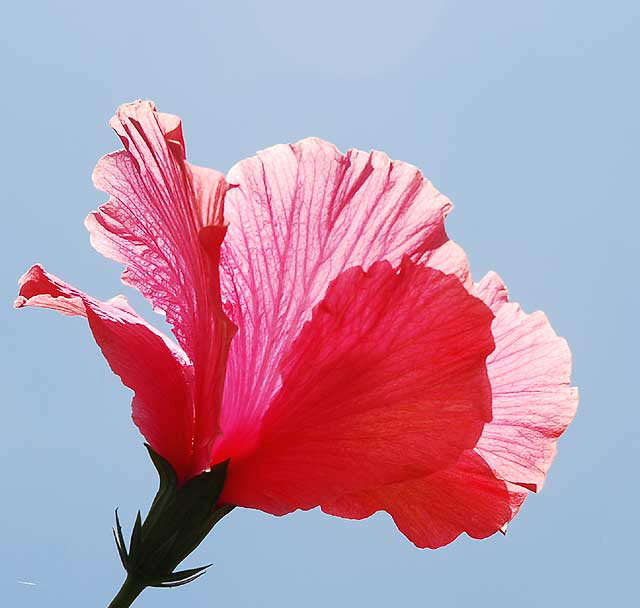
[110,445,233,600]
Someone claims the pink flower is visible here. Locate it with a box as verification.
[16,100,577,549]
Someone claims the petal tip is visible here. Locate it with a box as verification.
[13,295,27,309]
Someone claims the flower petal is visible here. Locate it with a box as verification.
[323,452,528,549]
[472,272,578,492]
[317,272,577,547]
[220,259,495,513]
[218,138,456,455]
[87,100,236,470]
[15,265,197,479]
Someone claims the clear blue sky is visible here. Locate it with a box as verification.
[2,1,637,606]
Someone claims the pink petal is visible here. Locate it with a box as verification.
[472,272,578,492]
[87,100,236,471]
[217,138,457,458]
[323,452,528,549]
[317,272,577,547]
[15,265,197,479]
[220,259,495,513]
[418,239,471,288]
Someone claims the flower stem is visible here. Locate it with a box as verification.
[107,575,146,608]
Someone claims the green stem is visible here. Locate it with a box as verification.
[107,575,146,608]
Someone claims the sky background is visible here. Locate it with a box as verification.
[1,1,638,606]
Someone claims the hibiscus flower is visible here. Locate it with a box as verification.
[15,101,577,606]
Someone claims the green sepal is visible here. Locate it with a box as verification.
[113,509,130,570]
[148,563,213,588]
[129,511,143,556]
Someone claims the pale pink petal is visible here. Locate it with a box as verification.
[472,271,578,491]
[220,259,495,513]
[323,452,528,549]
[315,271,576,547]
[15,265,198,479]
[418,239,471,288]
[217,138,457,456]
[87,100,236,470]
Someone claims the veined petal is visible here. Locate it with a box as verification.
[15,265,197,479]
[220,259,495,513]
[319,271,577,548]
[323,452,528,549]
[87,101,236,471]
[472,272,578,492]
[218,138,456,457]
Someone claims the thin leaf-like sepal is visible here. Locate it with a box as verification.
[129,511,143,557]
[153,570,208,588]
[148,564,212,588]
[113,509,130,570]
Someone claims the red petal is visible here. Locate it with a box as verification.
[317,272,577,547]
[15,265,196,479]
[87,101,236,470]
[221,259,495,513]
[323,452,527,549]
[217,138,456,458]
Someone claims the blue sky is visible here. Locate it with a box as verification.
[1,1,638,606]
